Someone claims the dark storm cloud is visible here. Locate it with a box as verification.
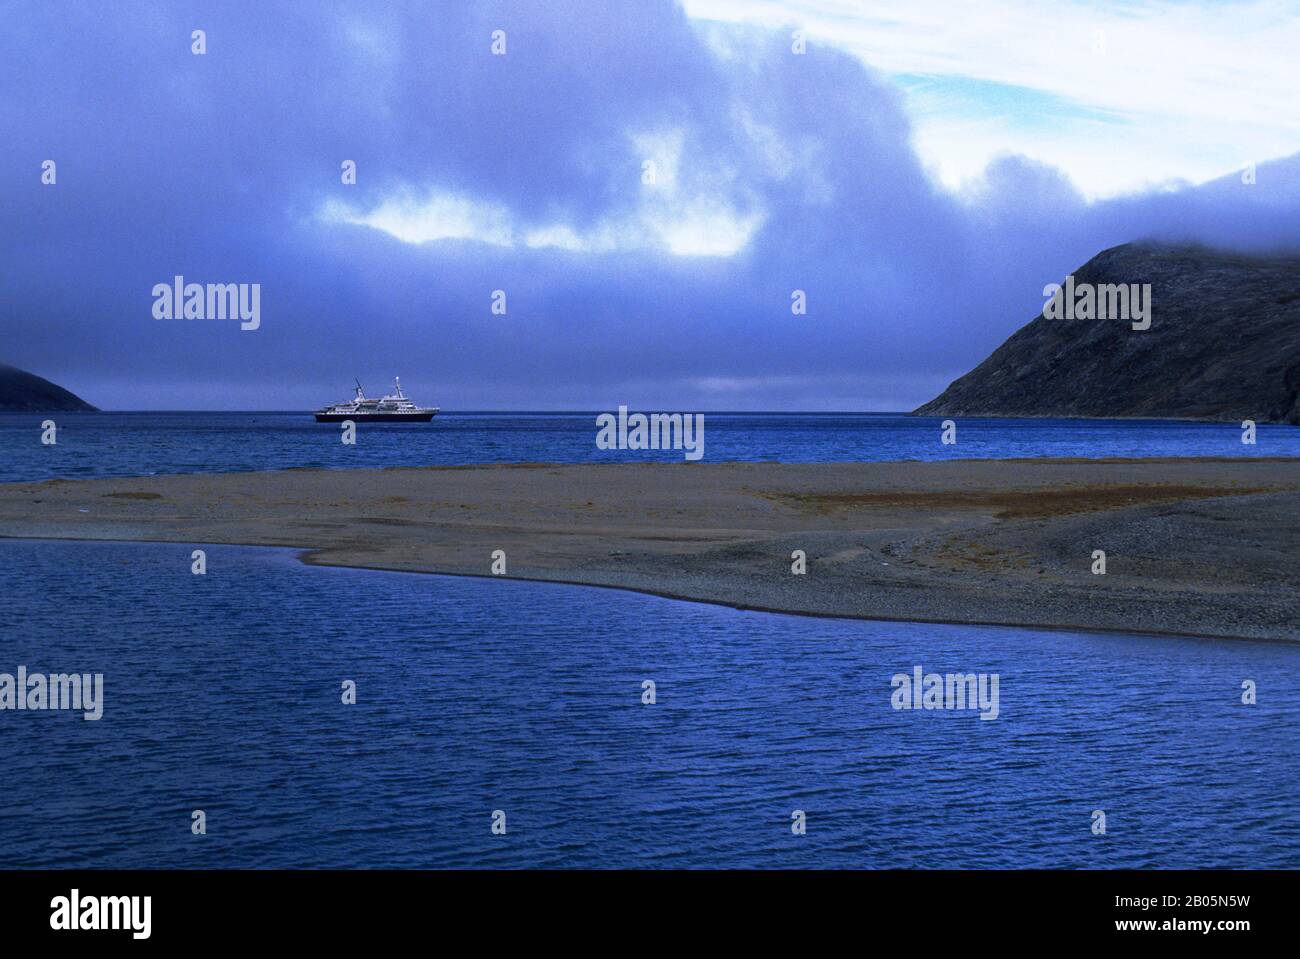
[2,0,1297,409]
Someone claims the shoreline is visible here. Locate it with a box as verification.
[3,457,1297,642]
[4,533,1297,645]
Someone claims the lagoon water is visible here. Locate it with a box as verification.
[3,411,1298,482]
[2,539,1297,869]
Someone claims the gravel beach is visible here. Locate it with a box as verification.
[2,457,1297,641]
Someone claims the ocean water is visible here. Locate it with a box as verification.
[2,411,1297,482]
[2,539,1297,869]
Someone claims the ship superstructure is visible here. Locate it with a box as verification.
[314,378,438,422]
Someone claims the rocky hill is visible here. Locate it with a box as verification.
[0,364,98,411]
[914,244,1300,423]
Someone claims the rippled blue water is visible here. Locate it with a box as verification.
[2,539,1296,868]
[2,411,1296,482]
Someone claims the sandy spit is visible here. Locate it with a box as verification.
[2,457,1298,641]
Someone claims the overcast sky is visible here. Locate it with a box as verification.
[4,0,1299,410]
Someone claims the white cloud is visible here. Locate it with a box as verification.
[322,128,766,258]
[322,192,514,246]
[682,0,1300,197]
[652,200,764,257]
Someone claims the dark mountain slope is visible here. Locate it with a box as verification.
[914,244,1300,423]
[0,364,98,411]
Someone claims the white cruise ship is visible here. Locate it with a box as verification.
[314,378,439,422]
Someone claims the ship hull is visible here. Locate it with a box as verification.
[314,411,437,423]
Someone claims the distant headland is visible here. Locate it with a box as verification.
[0,364,98,412]
[915,243,1300,424]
